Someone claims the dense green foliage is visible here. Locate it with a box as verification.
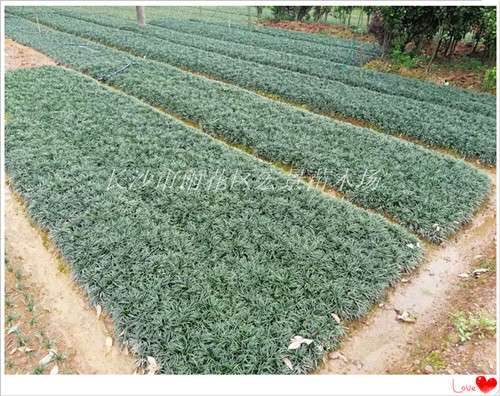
[60,6,379,54]
[11,7,373,66]
[203,15,379,53]
[6,67,422,374]
[483,66,496,90]
[5,15,492,242]
[52,9,378,73]
[369,6,496,59]
[47,7,496,118]
[7,9,496,164]
[149,17,378,64]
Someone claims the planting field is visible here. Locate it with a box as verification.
[4,15,491,242]
[4,6,496,376]
[7,7,496,164]
[5,67,421,374]
[69,5,267,24]
[54,8,493,117]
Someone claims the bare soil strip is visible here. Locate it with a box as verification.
[319,170,496,374]
[5,38,55,70]
[5,185,136,374]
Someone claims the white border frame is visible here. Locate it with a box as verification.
[1,2,498,395]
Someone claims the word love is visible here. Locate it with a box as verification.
[452,377,498,394]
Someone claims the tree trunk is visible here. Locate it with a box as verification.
[136,6,145,27]
[426,34,443,73]
[256,6,262,20]
[357,8,363,27]
[382,30,392,57]
[452,38,459,55]
[471,35,481,54]
[415,35,424,55]
[444,36,455,57]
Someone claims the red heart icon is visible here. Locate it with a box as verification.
[476,376,497,394]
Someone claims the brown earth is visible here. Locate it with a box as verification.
[390,246,497,375]
[4,255,80,375]
[5,38,55,70]
[263,20,376,43]
[4,185,137,374]
[365,58,495,95]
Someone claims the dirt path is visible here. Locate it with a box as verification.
[319,170,496,374]
[391,244,496,375]
[4,40,497,375]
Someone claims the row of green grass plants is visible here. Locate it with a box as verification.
[7,8,496,164]
[5,15,491,242]
[6,66,422,374]
[202,18,381,53]
[8,6,375,66]
[51,7,495,118]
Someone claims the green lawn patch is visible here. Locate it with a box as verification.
[6,67,421,374]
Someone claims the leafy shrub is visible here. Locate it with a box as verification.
[391,48,418,69]
[483,66,496,90]
[452,312,496,343]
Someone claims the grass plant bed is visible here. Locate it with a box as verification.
[4,15,492,242]
[48,7,496,118]
[7,8,496,165]
[5,66,422,374]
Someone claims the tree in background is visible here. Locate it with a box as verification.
[136,6,145,27]
[269,6,313,22]
[368,6,496,61]
[312,6,332,23]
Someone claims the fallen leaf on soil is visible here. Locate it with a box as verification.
[331,313,341,324]
[146,356,160,374]
[50,364,59,375]
[105,336,113,349]
[288,335,313,350]
[395,310,416,323]
[96,304,102,320]
[17,346,33,353]
[472,268,489,277]
[282,357,293,370]
[401,278,410,283]
[458,273,470,279]
[7,323,20,334]
[9,348,17,355]
[39,350,55,366]
[328,351,348,362]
